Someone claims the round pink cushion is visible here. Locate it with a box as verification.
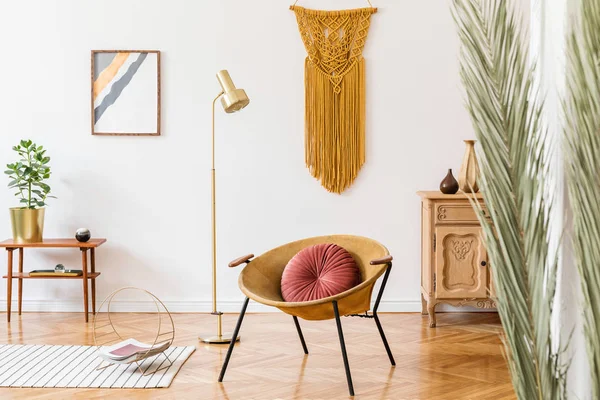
[281,243,361,302]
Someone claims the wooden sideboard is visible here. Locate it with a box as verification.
[417,191,496,327]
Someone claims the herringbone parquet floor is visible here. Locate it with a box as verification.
[0,312,514,400]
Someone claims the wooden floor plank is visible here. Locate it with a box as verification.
[0,312,514,399]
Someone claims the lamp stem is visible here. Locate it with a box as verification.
[212,91,224,337]
[199,88,242,344]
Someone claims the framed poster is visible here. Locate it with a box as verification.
[91,50,161,136]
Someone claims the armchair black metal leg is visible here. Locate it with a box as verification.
[333,300,354,396]
[373,264,396,366]
[218,297,249,382]
[293,316,309,355]
[373,314,395,366]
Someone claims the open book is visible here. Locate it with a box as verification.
[98,338,171,363]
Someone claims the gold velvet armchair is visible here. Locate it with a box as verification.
[218,235,395,396]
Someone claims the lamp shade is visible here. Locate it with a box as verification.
[216,70,250,113]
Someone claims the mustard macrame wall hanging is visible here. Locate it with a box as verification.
[290,1,377,194]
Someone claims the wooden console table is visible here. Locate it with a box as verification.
[1,238,107,323]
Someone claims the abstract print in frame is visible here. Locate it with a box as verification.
[91,50,161,136]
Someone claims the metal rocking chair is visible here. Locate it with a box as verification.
[218,235,396,397]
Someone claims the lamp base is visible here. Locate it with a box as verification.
[198,332,240,344]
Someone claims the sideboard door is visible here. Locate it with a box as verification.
[435,226,488,299]
[489,264,496,298]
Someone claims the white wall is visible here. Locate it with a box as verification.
[0,0,474,313]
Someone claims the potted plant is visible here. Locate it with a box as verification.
[4,140,54,243]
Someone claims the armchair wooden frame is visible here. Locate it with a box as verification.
[217,235,396,397]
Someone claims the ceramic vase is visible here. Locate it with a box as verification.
[76,228,91,243]
[439,169,459,194]
[458,140,480,193]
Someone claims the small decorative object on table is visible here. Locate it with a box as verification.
[439,169,459,194]
[5,140,55,243]
[75,228,91,243]
[30,265,83,277]
[458,140,480,193]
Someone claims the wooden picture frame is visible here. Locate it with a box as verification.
[91,50,161,136]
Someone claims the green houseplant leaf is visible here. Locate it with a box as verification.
[452,1,567,398]
[564,0,600,396]
[5,140,55,209]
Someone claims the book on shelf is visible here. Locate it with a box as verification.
[29,269,83,277]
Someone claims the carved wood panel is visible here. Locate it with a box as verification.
[436,203,489,224]
[435,226,487,299]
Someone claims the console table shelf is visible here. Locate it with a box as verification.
[1,238,107,323]
[3,272,101,279]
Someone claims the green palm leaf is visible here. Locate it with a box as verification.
[564,0,600,396]
[452,1,567,398]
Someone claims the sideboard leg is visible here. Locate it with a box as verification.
[18,248,23,315]
[6,249,13,323]
[427,301,437,328]
[421,294,428,315]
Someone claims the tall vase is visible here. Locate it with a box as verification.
[458,140,480,193]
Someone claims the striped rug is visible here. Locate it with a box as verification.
[0,344,195,388]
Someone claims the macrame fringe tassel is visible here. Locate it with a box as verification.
[304,58,366,194]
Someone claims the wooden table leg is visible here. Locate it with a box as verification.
[90,248,96,315]
[81,249,89,323]
[18,248,23,315]
[7,249,13,322]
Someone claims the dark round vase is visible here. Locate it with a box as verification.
[75,228,91,243]
[440,169,459,194]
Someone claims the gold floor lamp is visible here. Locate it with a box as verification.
[199,70,250,344]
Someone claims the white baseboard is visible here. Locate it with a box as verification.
[0,299,494,313]
[0,299,421,313]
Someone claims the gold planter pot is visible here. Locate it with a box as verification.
[10,207,45,243]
